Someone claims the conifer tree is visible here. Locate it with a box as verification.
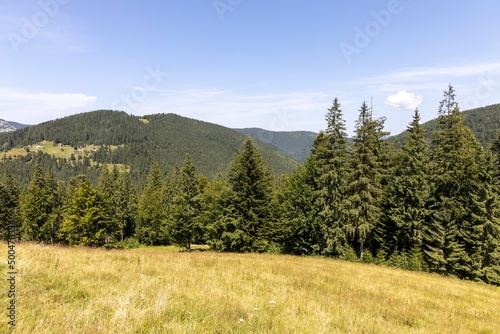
[382,109,430,256]
[41,167,64,243]
[313,98,351,256]
[479,141,500,284]
[136,161,167,245]
[201,172,234,251]
[215,138,273,252]
[344,101,388,258]
[424,84,497,280]
[169,155,202,250]
[115,170,137,241]
[21,160,61,242]
[278,160,321,255]
[98,166,137,242]
[0,171,19,240]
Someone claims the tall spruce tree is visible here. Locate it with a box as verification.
[382,109,430,257]
[424,84,497,281]
[215,138,273,252]
[136,161,168,245]
[278,159,321,255]
[0,171,19,240]
[115,171,137,241]
[481,137,500,284]
[344,101,388,259]
[20,160,61,242]
[41,167,64,243]
[313,98,350,256]
[201,172,235,251]
[98,166,137,242]
[169,155,202,250]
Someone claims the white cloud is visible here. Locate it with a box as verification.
[0,88,97,124]
[349,61,500,93]
[385,90,422,110]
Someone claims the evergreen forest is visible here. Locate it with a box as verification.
[1,85,500,285]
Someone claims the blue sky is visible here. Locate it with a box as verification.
[1,0,500,136]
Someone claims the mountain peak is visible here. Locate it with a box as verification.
[0,119,31,133]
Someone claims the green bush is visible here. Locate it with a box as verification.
[114,237,141,249]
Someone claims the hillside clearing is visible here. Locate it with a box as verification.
[1,141,122,160]
[1,243,499,333]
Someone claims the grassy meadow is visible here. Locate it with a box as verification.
[1,141,128,171]
[1,243,500,333]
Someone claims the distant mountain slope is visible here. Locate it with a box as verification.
[237,103,500,162]
[0,119,30,133]
[235,128,316,162]
[390,103,500,147]
[0,110,299,182]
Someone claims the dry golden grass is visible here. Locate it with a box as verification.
[1,243,499,333]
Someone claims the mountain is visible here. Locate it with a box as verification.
[390,103,500,147]
[236,104,500,162]
[0,110,299,186]
[234,128,316,162]
[0,119,30,133]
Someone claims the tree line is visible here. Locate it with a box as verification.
[1,85,499,285]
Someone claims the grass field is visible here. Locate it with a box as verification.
[1,141,128,171]
[1,243,499,333]
[1,141,99,159]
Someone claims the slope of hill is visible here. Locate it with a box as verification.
[5,243,500,334]
[390,103,500,147]
[235,128,316,162]
[0,119,30,133]
[0,110,299,185]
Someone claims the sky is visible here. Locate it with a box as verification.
[1,0,500,136]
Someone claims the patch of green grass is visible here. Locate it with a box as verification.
[2,141,128,170]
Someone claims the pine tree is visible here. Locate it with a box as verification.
[0,171,19,240]
[480,142,500,284]
[424,85,496,281]
[169,155,202,250]
[344,101,388,259]
[20,160,61,242]
[136,161,167,245]
[98,166,137,242]
[278,160,321,255]
[382,109,430,256]
[201,173,234,251]
[313,98,350,256]
[216,138,273,252]
[115,171,137,241]
[60,175,112,246]
[41,167,64,243]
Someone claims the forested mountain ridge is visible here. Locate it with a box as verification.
[390,103,500,147]
[235,128,316,162]
[0,110,298,186]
